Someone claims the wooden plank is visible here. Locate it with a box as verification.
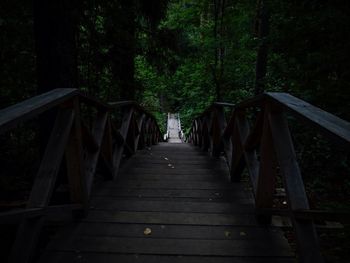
[65,99,88,207]
[93,188,252,200]
[90,196,253,204]
[120,167,229,175]
[123,158,224,165]
[98,180,240,190]
[61,222,285,240]
[85,111,108,194]
[84,210,258,226]
[112,106,134,179]
[235,112,260,191]
[268,109,323,263]
[100,117,114,178]
[47,236,292,257]
[0,88,77,134]
[210,109,223,156]
[255,107,277,222]
[214,102,235,107]
[121,162,229,170]
[257,208,350,222]
[230,120,246,182]
[90,199,254,214]
[39,251,296,263]
[116,173,227,182]
[134,113,146,150]
[267,92,350,146]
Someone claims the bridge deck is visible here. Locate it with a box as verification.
[39,143,294,263]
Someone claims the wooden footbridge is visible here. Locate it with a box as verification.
[0,89,350,263]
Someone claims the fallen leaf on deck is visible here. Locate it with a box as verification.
[144,227,152,235]
[240,231,247,236]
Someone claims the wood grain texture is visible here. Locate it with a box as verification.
[40,143,293,262]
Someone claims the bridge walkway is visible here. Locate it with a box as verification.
[39,143,294,263]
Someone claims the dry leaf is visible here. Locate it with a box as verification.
[224,231,231,237]
[240,231,247,236]
[144,227,152,235]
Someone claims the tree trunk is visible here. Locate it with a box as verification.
[33,0,80,151]
[109,0,136,101]
[254,0,269,96]
[34,0,80,93]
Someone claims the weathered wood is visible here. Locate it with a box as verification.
[47,236,292,257]
[93,188,251,200]
[111,107,134,179]
[39,252,296,263]
[68,222,284,240]
[0,88,77,134]
[29,108,75,207]
[90,199,254,213]
[65,99,88,208]
[85,111,108,194]
[213,102,235,108]
[84,210,258,225]
[39,143,291,262]
[134,113,146,150]
[255,106,276,223]
[9,107,75,263]
[187,92,350,263]
[268,109,323,263]
[100,117,114,178]
[267,92,350,146]
[0,89,163,263]
[100,180,238,190]
[257,208,350,222]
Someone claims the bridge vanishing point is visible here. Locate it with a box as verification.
[0,89,350,263]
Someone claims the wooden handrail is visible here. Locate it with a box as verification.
[188,92,350,263]
[0,88,162,263]
[0,88,78,134]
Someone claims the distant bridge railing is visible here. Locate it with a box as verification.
[0,88,162,262]
[188,92,350,263]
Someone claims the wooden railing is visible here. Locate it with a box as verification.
[0,88,162,263]
[188,92,350,263]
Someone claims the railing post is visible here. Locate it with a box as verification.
[65,98,89,212]
[210,105,226,157]
[112,106,133,179]
[229,110,247,182]
[100,116,114,178]
[268,106,323,263]
[201,117,210,151]
[255,103,277,223]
